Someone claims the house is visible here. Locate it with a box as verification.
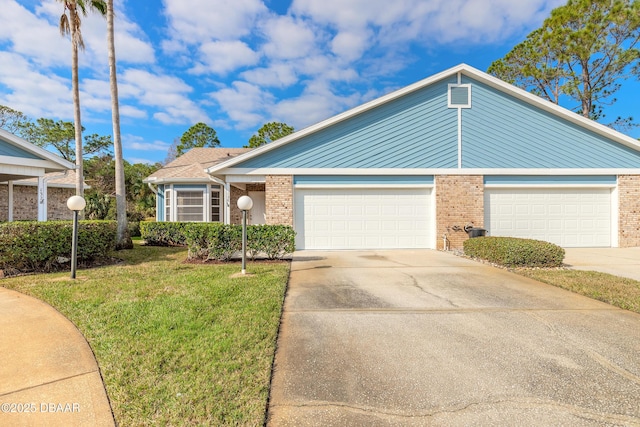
[151,64,640,250]
[0,128,77,221]
[144,148,253,223]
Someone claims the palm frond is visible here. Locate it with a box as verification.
[59,14,70,36]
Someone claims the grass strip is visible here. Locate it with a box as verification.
[2,243,290,426]
[516,269,640,314]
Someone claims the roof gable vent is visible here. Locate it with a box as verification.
[448,84,471,108]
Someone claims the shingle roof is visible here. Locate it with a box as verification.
[11,170,81,188]
[145,148,252,182]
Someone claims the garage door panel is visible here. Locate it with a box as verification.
[485,188,611,248]
[295,188,432,250]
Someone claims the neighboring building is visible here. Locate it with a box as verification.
[0,128,77,221]
[151,64,640,250]
[144,148,253,223]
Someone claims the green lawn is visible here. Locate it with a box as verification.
[516,268,640,314]
[2,243,290,426]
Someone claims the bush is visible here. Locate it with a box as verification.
[128,221,141,238]
[247,225,296,260]
[140,222,296,260]
[0,221,117,274]
[140,222,190,246]
[463,236,565,268]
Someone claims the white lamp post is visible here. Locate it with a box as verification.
[237,195,253,275]
[67,195,86,279]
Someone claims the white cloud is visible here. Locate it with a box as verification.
[34,0,155,69]
[271,82,362,130]
[260,15,317,60]
[162,0,267,43]
[119,105,148,119]
[124,134,170,151]
[331,30,372,62]
[0,0,69,68]
[241,63,298,88]
[0,51,73,118]
[119,69,209,125]
[291,0,566,46]
[209,81,274,129]
[191,41,259,75]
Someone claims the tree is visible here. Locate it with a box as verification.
[245,122,295,148]
[106,0,132,249]
[176,123,220,156]
[488,29,567,105]
[489,0,640,127]
[58,0,107,196]
[20,118,112,161]
[164,138,180,164]
[0,105,30,134]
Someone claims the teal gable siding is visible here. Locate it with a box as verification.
[461,77,640,168]
[0,139,40,159]
[157,185,165,221]
[236,78,459,169]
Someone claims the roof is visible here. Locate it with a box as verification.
[6,170,82,188]
[144,147,252,183]
[206,63,640,175]
[0,128,75,171]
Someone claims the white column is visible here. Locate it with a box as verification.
[224,182,231,224]
[8,180,13,222]
[37,176,46,221]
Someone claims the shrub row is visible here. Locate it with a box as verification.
[0,221,117,274]
[463,236,565,268]
[140,222,296,260]
[139,222,189,246]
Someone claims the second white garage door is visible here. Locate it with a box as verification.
[295,188,433,250]
[485,188,612,247]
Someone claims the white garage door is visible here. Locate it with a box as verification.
[295,188,433,250]
[485,188,612,247]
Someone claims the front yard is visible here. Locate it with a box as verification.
[1,243,290,426]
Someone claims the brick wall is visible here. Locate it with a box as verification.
[228,184,267,225]
[618,175,640,247]
[229,185,247,225]
[435,175,484,250]
[0,185,74,221]
[0,185,7,221]
[48,187,75,220]
[265,175,293,226]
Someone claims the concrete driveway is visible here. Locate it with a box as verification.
[267,250,640,426]
[564,247,640,281]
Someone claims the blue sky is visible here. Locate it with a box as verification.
[1,0,638,165]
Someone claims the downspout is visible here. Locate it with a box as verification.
[40,170,70,221]
[208,175,230,225]
[147,181,158,194]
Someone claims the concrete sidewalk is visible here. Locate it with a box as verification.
[563,247,640,281]
[0,287,115,427]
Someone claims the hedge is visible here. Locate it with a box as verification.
[463,236,565,268]
[139,221,189,246]
[0,221,117,274]
[140,222,296,260]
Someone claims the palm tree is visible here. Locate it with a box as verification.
[106,0,132,249]
[58,0,106,197]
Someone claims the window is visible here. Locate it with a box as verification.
[176,190,204,221]
[165,189,171,221]
[211,186,221,222]
[164,185,223,222]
